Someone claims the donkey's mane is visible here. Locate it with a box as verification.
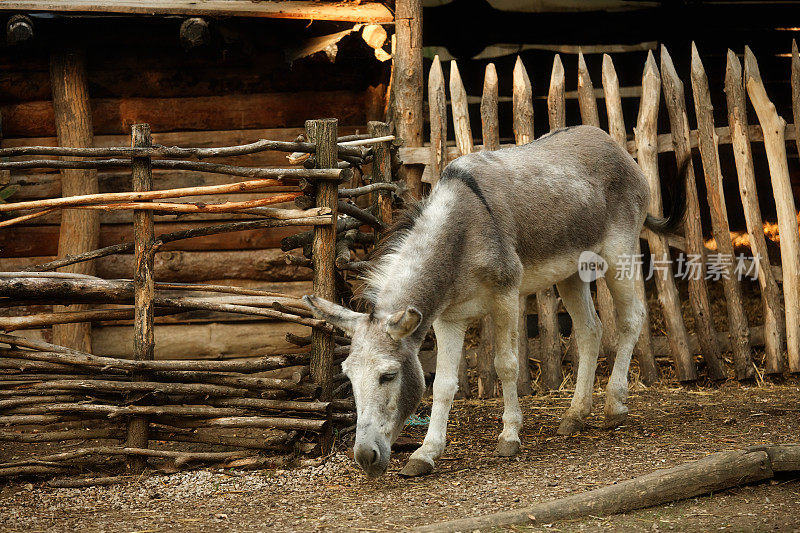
[357,198,429,306]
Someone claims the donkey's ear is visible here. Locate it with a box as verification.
[385,306,423,341]
[303,295,363,336]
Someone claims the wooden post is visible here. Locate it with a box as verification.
[49,46,100,352]
[690,44,753,381]
[449,60,473,156]
[724,49,784,375]
[523,54,566,392]
[745,47,800,373]
[602,53,659,384]
[481,63,500,151]
[576,52,618,364]
[478,63,500,398]
[368,121,392,239]
[125,124,154,473]
[660,45,726,381]
[308,119,339,408]
[447,59,475,397]
[427,55,447,185]
[393,0,424,199]
[510,56,535,396]
[548,55,566,130]
[792,40,800,160]
[636,52,697,382]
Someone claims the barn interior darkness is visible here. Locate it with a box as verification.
[422,0,800,239]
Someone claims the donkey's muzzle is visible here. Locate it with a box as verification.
[353,440,389,477]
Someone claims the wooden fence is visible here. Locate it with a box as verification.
[0,118,397,482]
[401,42,800,391]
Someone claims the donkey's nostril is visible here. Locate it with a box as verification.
[354,443,380,468]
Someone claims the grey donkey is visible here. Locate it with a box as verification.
[304,125,686,477]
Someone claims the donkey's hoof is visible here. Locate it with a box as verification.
[495,439,521,457]
[603,408,628,429]
[557,416,585,436]
[399,458,434,477]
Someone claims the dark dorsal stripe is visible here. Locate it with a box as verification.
[440,165,493,215]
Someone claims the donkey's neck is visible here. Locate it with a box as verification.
[366,185,465,331]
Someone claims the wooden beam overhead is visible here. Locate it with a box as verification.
[0,1,394,23]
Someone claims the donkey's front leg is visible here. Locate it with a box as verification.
[492,291,523,457]
[400,319,467,477]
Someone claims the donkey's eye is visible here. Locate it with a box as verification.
[379,372,397,384]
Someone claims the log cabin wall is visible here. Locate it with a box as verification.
[0,10,392,358]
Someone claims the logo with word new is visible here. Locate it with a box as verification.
[578,251,608,282]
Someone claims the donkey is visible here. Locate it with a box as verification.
[304,125,686,477]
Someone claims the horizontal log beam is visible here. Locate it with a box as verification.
[398,123,799,164]
[1,91,369,137]
[0,1,394,23]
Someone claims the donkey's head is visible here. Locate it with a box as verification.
[303,295,425,477]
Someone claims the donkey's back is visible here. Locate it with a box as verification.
[441,125,650,282]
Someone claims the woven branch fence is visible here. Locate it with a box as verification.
[0,118,399,482]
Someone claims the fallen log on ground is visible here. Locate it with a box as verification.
[413,447,782,532]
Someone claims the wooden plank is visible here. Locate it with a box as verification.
[127,123,154,472]
[0,223,306,258]
[394,0,424,199]
[449,60,473,157]
[478,61,501,397]
[0,1,393,22]
[745,46,800,374]
[636,52,696,382]
[511,56,535,396]
[601,53,658,385]
[725,49,784,375]
[690,44,753,381]
[1,91,367,137]
[576,51,618,363]
[659,45,726,381]
[0,251,311,283]
[427,55,448,185]
[49,46,99,353]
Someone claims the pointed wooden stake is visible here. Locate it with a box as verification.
[428,55,447,184]
[449,60,473,156]
[660,44,726,381]
[636,51,696,382]
[745,46,800,373]
[602,52,658,384]
[724,49,784,375]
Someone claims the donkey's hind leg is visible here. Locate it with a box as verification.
[601,257,646,428]
[491,290,524,456]
[556,273,603,436]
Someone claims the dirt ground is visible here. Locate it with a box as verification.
[1,381,799,532]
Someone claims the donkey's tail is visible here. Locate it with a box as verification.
[643,158,690,235]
